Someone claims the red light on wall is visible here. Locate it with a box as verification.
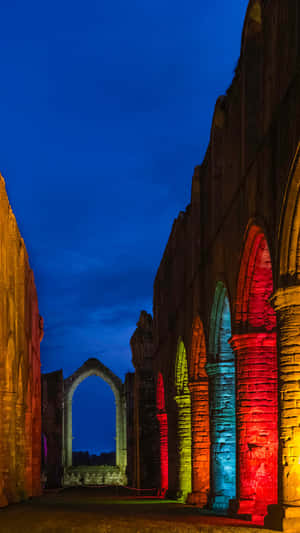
[157,372,168,495]
[233,227,278,524]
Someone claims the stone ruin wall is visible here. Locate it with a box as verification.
[129,0,300,529]
[41,370,64,488]
[0,174,43,506]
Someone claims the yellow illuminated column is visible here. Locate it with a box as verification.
[174,393,192,501]
[272,286,300,532]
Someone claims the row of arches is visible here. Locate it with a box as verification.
[156,224,278,524]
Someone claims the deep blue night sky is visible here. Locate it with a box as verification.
[0,1,248,454]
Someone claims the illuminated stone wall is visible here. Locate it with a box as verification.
[0,174,43,506]
[130,1,300,530]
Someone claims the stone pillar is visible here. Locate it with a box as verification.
[121,393,127,473]
[64,398,72,467]
[157,411,168,494]
[271,286,300,532]
[187,380,210,507]
[230,332,278,524]
[115,396,121,468]
[174,393,192,501]
[206,362,236,510]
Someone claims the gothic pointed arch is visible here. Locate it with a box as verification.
[231,223,278,524]
[63,358,127,478]
[278,143,300,283]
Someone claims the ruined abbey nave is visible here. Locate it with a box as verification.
[1,1,300,532]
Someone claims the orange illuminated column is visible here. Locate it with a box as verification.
[232,225,278,525]
[156,373,168,496]
[187,318,210,507]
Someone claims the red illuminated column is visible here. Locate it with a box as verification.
[230,332,278,523]
[157,411,168,495]
[271,287,300,532]
[187,380,210,506]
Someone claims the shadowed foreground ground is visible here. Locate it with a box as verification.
[0,488,278,533]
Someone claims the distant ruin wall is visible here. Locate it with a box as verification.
[0,174,43,506]
[41,370,64,488]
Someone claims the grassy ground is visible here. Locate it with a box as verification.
[0,487,278,533]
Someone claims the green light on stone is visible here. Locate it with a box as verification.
[175,339,192,502]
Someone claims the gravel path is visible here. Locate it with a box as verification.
[0,488,279,533]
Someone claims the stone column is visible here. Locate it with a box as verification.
[115,396,121,468]
[230,332,278,524]
[206,362,236,510]
[271,286,300,532]
[187,380,210,507]
[157,410,168,494]
[64,398,72,467]
[174,393,192,501]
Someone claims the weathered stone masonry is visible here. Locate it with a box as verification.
[128,1,300,531]
[0,174,43,506]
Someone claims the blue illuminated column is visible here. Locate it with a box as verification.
[207,285,236,510]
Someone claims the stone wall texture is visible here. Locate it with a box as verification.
[0,174,43,506]
[42,370,64,488]
[129,1,300,531]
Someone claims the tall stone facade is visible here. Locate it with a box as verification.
[0,174,43,506]
[130,1,300,531]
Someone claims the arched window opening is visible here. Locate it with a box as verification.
[63,359,127,487]
[175,339,192,501]
[156,372,168,496]
[72,375,116,466]
[208,283,236,510]
[231,226,278,525]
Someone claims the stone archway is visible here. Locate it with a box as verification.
[63,358,127,487]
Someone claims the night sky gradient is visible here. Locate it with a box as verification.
[0,1,248,455]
